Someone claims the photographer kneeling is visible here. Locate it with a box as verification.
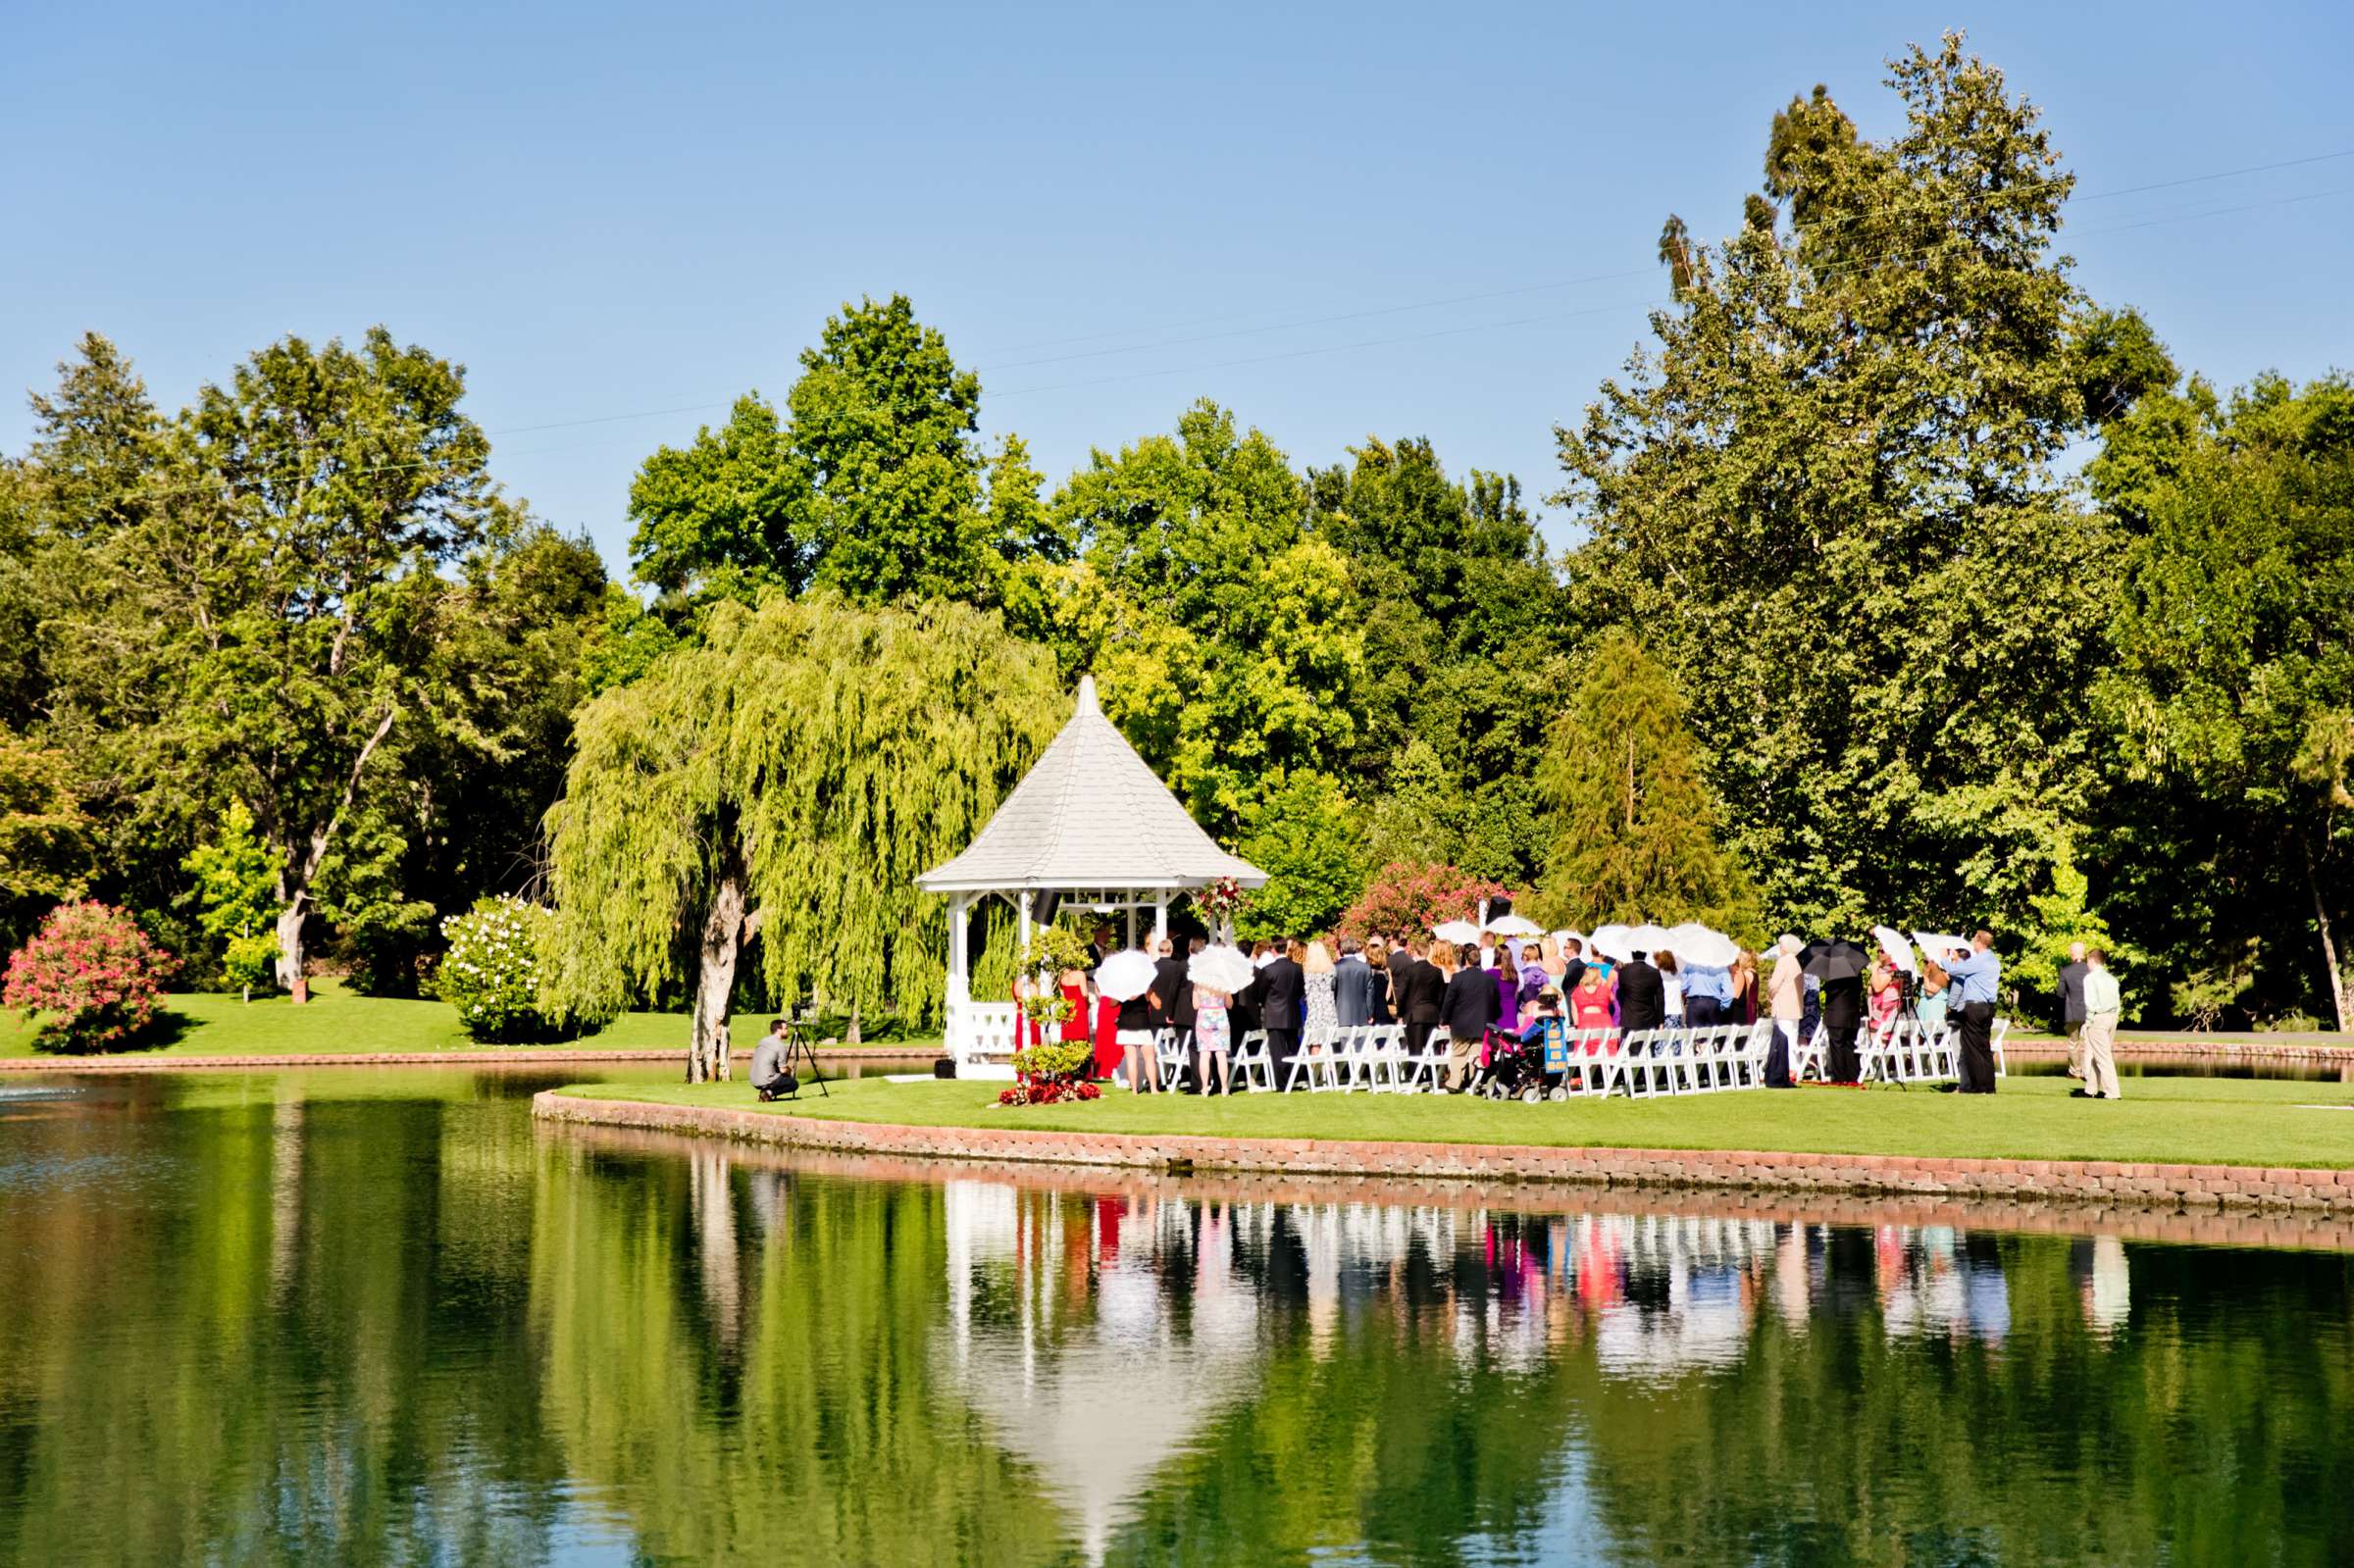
[751,1018,797,1101]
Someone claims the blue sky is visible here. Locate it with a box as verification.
[7,1,2350,569]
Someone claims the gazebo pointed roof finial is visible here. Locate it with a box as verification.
[916,674,1264,893]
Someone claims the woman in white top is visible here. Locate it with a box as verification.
[1303,939,1339,1047]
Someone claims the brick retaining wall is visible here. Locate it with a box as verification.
[532,1091,2354,1216]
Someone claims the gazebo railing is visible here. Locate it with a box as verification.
[947,999,1021,1080]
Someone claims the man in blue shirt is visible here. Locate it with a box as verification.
[1941,931,2002,1093]
[1682,962,1734,1026]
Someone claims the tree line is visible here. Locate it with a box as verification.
[1,33,2345,1035]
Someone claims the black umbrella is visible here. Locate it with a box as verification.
[1799,938,1872,982]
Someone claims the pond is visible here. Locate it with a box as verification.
[1,1069,2348,1566]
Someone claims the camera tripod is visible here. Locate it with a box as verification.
[769,1011,830,1099]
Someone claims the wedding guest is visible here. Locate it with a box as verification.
[1493,944,1522,1035]
[1617,948,1665,1036]
[1116,938,1160,1093]
[2057,940,2090,1080]
[1399,938,1443,1056]
[1822,964,1863,1084]
[1441,943,1495,1090]
[1365,938,1395,1025]
[1335,936,1373,1029]
[1303,939,1340,1047]
[1766,936,1804,1087]
[1258,939,1305,1087]
[1684,957,1731,1026]
[2077,947,2124,1101]
[1657,951,1685,1027]
[1942,930,2004,1094]
[1195,979,1235,1095]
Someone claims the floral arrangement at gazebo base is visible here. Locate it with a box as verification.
[998,1039,1101,1106]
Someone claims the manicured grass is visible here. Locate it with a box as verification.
[556,1070,2354,1171]
[1,981,940,1060]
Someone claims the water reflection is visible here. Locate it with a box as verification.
[0,1072,2348,1567]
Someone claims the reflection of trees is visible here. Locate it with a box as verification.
[0,1083,568,1566]
[1560,1228,2354,1567]
[4,1085,2350,1567]
[526,1138,1068,1565]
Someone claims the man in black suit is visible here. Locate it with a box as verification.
[1616,949,1665,1037]
[1439,943,1496,1090]
[1396,938,1440,1054]
[1256,939,1305,1087]
[1334,937,1373,1029]
[1560,937,1587,997]
[1148,937,1192,1088]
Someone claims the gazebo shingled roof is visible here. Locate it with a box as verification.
[917,676,1265,894]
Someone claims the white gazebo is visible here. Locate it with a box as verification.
[916,675,1266,1078]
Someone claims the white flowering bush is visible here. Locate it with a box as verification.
[437,895,558,1041]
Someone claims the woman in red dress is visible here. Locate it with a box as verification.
[1090,971,1123,1080]
[1055,965,1099,1075]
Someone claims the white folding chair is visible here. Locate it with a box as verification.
[1403,1028,1452,1092]
[1790,1023,1828,1084]
[1991,1016,2010,1078]
[1733,1021,1775,1088]
[1232,1029,1275,1091]
[1352,1024,1403,1090]
[1154,1027,1192,1093]
[1857,1018,1898,1085]
[1307,1026,1364,1091]
[1283,1025,1328,1092]
[1619,1030,1672,1097]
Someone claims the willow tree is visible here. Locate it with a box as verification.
[545,595,1062,1079]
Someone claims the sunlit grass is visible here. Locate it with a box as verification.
[558,1070,2354,1171]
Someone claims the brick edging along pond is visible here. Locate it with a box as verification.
[531,1091,2354,1215]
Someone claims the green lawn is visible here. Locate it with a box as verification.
[1,981,940,1060]
[555,1070,2354,1171]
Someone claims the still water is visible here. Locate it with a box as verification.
[0,1069,2348,1567]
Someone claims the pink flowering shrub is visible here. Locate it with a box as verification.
[1338,862,1521,942]
[4,900,177,1052]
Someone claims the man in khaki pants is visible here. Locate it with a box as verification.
[2077,948,2123,1100]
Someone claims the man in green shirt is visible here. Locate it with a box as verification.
[2076,950,2123,1101]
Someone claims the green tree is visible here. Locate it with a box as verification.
[1232,771,1367,939]
[627,295,1007,610]
[181,799,279,1000]
[1047,401,1366,828]
[1557,35,2114,936]
[1533,631,1756,931]
[1307,434,1572,798]
[544,595,1063,1079]
[2090,372,2354,1030]
[89,328,518,1000]
[0,726,90,950]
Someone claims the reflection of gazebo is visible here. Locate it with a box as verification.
[916,676,1265,1078]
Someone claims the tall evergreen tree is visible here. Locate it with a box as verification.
[1557,34,2114,934]
[1533,631,1756,931]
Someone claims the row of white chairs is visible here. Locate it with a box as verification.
[1143,1013,2010,1097]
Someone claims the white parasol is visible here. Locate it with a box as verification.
[1667,922,1741,968]
[1431,919,1482,945]
[1586,924,1635,962]
[1912,931,1969,966]
[1093,948,1158,1002]
[1484,914,1545,937]
[1872,925,1918,975]
[1626,923,1675,957]
[1187,945,1256,994]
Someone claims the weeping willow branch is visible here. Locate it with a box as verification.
[544,594,1063,1070]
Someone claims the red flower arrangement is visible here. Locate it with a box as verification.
[998,1038,1103,1105]
[4,900,178,1053]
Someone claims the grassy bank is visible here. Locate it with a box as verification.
[554,1072,2354,1171]
[1,982,940,1061]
